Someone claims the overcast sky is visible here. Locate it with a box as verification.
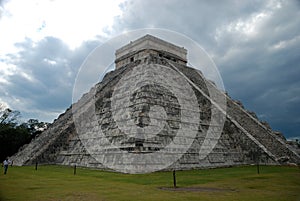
[0,0,299,139]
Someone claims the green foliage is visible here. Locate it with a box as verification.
[0,123,32,161]
[0,165,299,201]
[21,118,49,137]
[0,106,49,161]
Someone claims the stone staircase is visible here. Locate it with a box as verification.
[171,60,300,164]
[10,54,300,169]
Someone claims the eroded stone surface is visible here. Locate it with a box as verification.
[11,35,300,171]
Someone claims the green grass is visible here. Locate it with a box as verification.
[0,165,299,201]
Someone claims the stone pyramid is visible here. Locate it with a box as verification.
[12,35,300,173]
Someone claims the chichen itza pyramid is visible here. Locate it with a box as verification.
[11,35,300,173]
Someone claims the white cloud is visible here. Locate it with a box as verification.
[270,35,300,51]
[226,12,268,37]
[0,0,124,54]
[0,0,299,138]
[0,98,10,110]
[0,61,17,84]
[43,58,57,65]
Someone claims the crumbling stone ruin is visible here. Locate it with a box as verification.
[11,35,300,172]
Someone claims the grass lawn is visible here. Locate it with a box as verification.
[0,165,299,201]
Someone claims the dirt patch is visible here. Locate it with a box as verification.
[158,186,236,192]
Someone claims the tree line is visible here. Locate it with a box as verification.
[0,104,50,161]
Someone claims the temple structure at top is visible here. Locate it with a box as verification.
[10,34,300,172]
[115,34,187,68]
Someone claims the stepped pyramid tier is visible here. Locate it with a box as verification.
[11,35,300,173]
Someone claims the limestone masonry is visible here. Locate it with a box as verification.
[11,35,300,171]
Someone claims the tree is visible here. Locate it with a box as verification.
[0,106,50,161]
[23,119,50,137]
[0,123,31,161]
[0,107,21,126]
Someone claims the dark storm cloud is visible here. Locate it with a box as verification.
[1,0,299,139]
[1,36,101,122]
[111,0,300,138]
[214,1,300,138]
[114,0,268,48]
